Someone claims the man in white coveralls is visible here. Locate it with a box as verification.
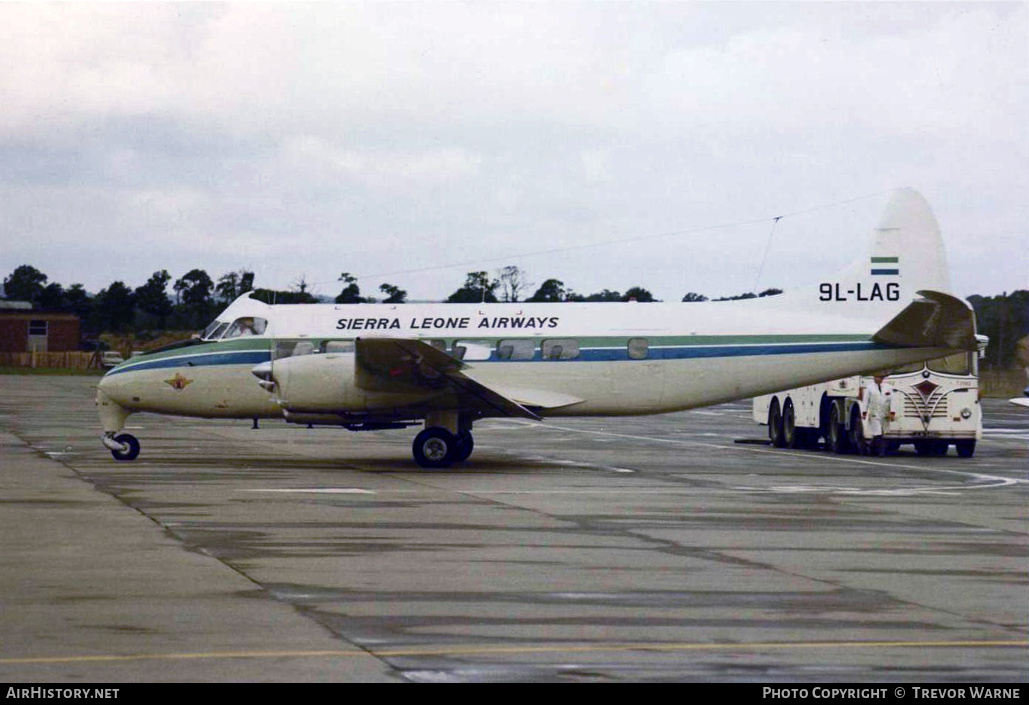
[862,374,896,456]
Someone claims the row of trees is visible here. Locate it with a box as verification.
[2,265,250,333]
[968,291,1029,370]
[1,264,674,334]
[422,268,781,304]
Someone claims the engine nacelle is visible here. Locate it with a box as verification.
[257,352,439,414]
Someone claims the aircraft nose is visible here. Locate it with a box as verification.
[96,370,133,433]
[96,368,129,405]
[97,369,115,394]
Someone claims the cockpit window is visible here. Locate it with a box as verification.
[202,320,228,340]
[222,317,268,339]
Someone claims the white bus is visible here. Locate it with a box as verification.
[753,345,985,458]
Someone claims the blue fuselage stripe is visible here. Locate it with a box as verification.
[105,351,272,376]
[105,341,885,376]
[506,341,882,362]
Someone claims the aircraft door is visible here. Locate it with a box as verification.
[604,338,666,412]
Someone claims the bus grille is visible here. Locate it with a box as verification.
[901,390,948,420]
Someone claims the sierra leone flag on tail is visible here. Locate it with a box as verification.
[871,256,899,276]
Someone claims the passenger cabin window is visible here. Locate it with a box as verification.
[222,317,268,338]
[628,338,649,360]
[274,339,319,360]
[321,340,355,354]
[292,341,317,357]
[453,340,492,361]
[542,339,579,360]
[497,339,535,360]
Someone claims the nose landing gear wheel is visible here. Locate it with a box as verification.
[109,433,140,461]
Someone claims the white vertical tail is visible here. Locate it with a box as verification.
[834,188,951,310]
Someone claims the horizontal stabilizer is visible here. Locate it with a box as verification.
[872,290,978,352]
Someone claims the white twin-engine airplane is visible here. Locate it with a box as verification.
[97,188,979,467]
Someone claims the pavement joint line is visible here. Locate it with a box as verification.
[518,420,1029,487]
[2,640,1025,665]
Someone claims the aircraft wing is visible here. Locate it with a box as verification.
[872,290,979,351]
[355,338,544,420]
[488,386,584,410]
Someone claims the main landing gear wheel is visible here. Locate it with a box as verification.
[412,428,476,468]
[413,428,452,468]
[108,433,140,462]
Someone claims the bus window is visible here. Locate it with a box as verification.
[928,352,973,376]
[890,361,925,375]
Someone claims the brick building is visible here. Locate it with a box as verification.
[0,304,81,353]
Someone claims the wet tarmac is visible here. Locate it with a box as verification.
[0,375,1025,682]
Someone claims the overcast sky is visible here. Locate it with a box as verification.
[1,2,1026,304]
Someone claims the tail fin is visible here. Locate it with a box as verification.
[864,188,950,293]
[837,188,951,302]
[776,188,955,321]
